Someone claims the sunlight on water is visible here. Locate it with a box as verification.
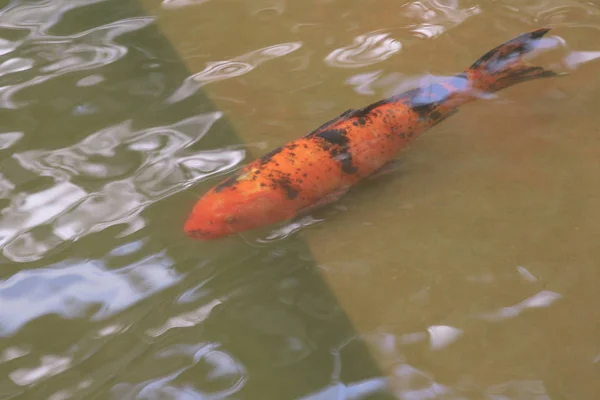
[0,0,599,398]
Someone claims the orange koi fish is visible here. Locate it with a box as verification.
[185,28,559,240]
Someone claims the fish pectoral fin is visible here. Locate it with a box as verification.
[296,187,350,216]
[368,159,402,180]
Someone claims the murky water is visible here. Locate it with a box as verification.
[0,0,599,398]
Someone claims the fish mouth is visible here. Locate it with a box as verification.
[184,227,231,240]
[184,218,234,240]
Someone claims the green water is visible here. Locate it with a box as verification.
[1,0,600,399]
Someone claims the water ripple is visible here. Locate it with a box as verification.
[161,0,211,9]
[500,0,600,25]
[0,131,23,149]
[167,42,302,103]
[3,112,238,262]
[0,0,104,37]
[0,253,180,336]
[110,343,247,399]
[0,15,154,108]
[325,32,402,68]
[402,0,482,39]
[1,0,599,398]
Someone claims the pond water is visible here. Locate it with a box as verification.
[0,0,599,399]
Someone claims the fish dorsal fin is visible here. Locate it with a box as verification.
[305,108,358,137]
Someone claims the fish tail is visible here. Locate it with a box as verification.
[467,28,559,93]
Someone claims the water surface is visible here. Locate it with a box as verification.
[1,0,599,398]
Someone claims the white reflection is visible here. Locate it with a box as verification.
[49,380,92,400]
[0,173,15,199]
[0,346,30,362]
[146,298,224,337]
[0,0,104,37]
[0,38,18,56]
[108,239,146,257]
[0,181,87,248]
[504,0,600,26]
[346,70,383,95]
[325,32,401,68]
[401,0,481,39]
[161,0,210,8]
[390,363,456,399]
[299,378,390,400]
[167,42,302,103]
[517,266,538,282]
[564,51,600,69]
[427,325,463,351]
[257,215,323,242]
[96,323,125,337]
[480,290,562,322]
[0,58,33,77]
[52,181,145,241]
[111,345,246,399]
[76,74,104,87]
[0,15,154,108]
[2,231,64,263]
[0,253,180,336]
[3,112,236,262]
[0,131,23,149]
[485,380,550,400]
[10,355,71,386]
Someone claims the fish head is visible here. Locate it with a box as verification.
[184,183,290,240]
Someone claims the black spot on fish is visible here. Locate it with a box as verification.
[315,129,349,146]
[336,153,358,174]
[430,111,442,121]
[273,174,299,200]
[259,146,284,164]
[215,174,239,192]
[410,102,438,120]
[305,108,359,137]
[314,128,359,175]
[351,98,390,119]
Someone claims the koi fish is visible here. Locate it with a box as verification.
[184,28,559,240]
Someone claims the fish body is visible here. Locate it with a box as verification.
[185,28,558,240]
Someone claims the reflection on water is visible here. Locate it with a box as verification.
[167,42,302,103]
[0,0,599,398]
[325,32,402,68]
[4,112,235,262]
[402,0,482,39]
